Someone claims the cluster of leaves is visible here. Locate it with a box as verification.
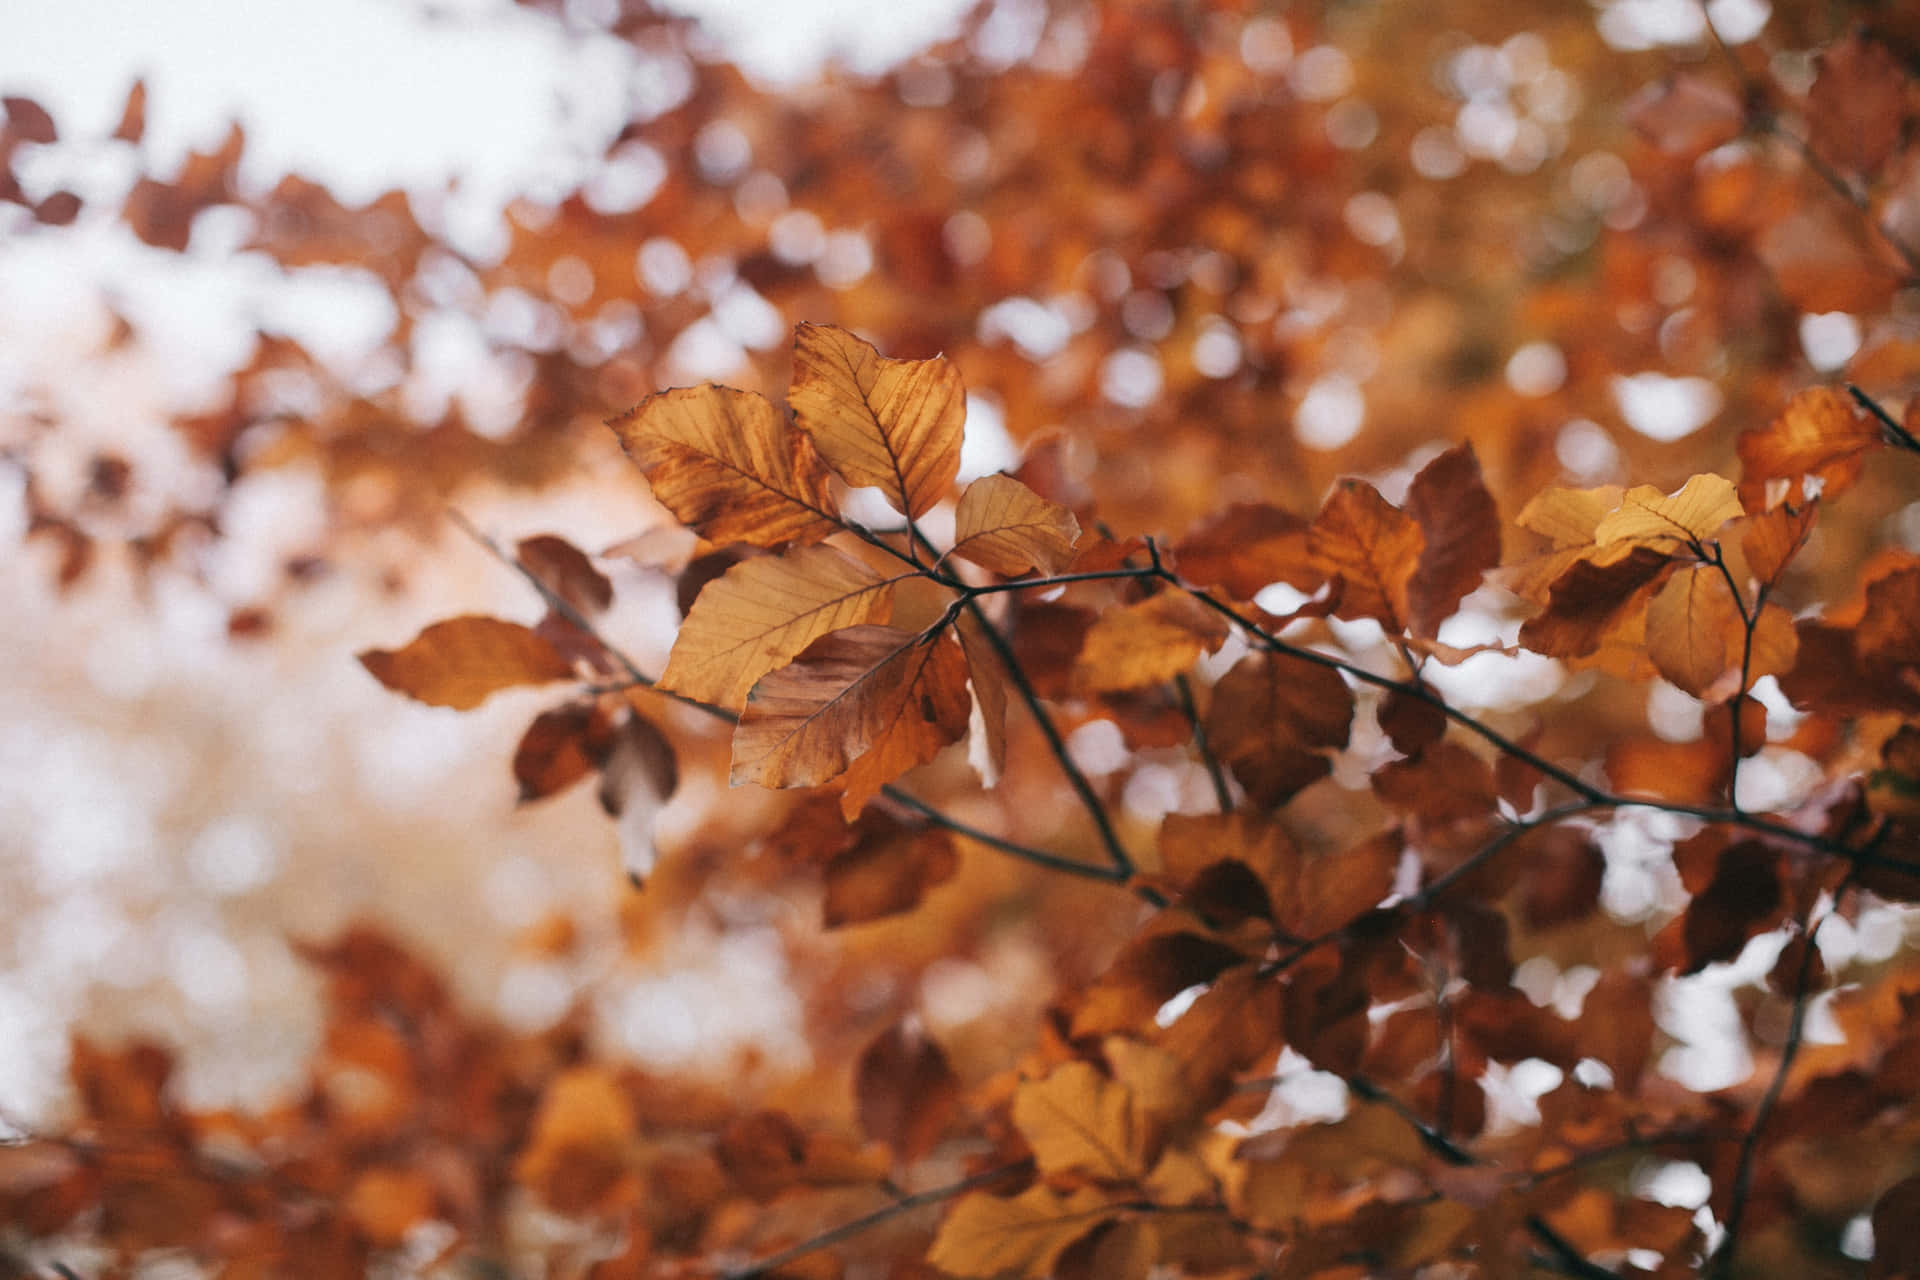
[14,0,1920,1277]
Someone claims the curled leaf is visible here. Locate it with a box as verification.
[790,322,963,518]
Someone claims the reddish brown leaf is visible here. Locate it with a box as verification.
[513,702,614,803]
[359,616,574,710]
[1651,841,1783,974]
[1378,687,1447,758]
[1405,443,1501,637]
[1518,544,1673,659]
[823,824,958,926]
[1205,651,1353,808]
[1172,502,1320,600]
[113,79,147,143]
[1625,74,1745,156]
[956,611,1011,783]
[1809,32,1909,176]
[855,1021,960,1161]
[518,533,614,614]
[1742,500,1818,588]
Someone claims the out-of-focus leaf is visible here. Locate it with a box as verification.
[513,702,614,803]
[823,823,957,925]
[1205,651,1353,807]
[855,1020,959,1161]
[956,611,1010,784]
[789,322,963,518]
[359,616,574,710]
[1742,499,1818,587]
[1013,1060,1154,1179]
[660,545,898,711]
[611,386,841,548]
[949,473,1080,575]
[1809,32,1908,176]
[1624,74,1745,156]
[1738,388,1882,502]
[927,1185,1114,1279]
[1074,591,1229,693]
[518,533,614,614]
[1172,502,1320,600]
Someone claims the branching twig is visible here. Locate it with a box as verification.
[722,1160,1030,1280]
[1173,672,1233,813]
[1848,383,1920,455]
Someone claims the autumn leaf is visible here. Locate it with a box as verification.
[731,625,970,805]
[1742,499,1818,587]
[823,823,958,924]
[1074,591,1229,693]
[789,322,963,518]
[1624,73,1745,156]
[1172,502,1320,600]
[957,611,1011,783]
[1593,473,1744,548]
[516,533,613,614]
[610,384,841,548]
[855,1021,960,1162]
[948,473,1080,575]
[1738,387,1883,503]
[513,702,613,803]
[927,1185,1115,1279]
[1012,1060,1156,1179]
[1517,544,1674,659]
[1404,443,1501,637]
[1643,565,1746,698]
[358,616,574,710]
[660,544,900,711]
[1309,479,1425,631]
[1205,651,1354,807]
[1808,32,1908,177]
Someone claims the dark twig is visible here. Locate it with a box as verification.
[1526,1214,1621,1280]
[1848,383,1920,455]
[722,1160,1030,1280]
[1173,672,1234,813]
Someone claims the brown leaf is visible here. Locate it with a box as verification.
[927,1185,1114,1279]
[1870,1173,1920,1277]
[1405,443,1501,637]
[731,625,969,807]
[1373,741,1498,826]
[1738,388,1881,502]
[660,545,899,712]
[1286,832,1400,939]
[949,473,1080,576]
[1644,565,1745,698]
[855,1021,960,1161]
[513,703,614,803]
[610,386,841,548]
[1624,74,1745,156]
[1652,841,1783,974]
[2,96,56,143]
[1172,502,1320,600]
[1518,826,1607,930]
[1074,591,1229,693]
[359,616,574,710]
[823,824,958,926]
[956,612,1010,783]
[1742,500,1818,587]
[1580,971,1656,1093]
[517,534,614,613]
[1205,651,1353,807]
[1518,544,1674,659]
[1071,931,1246,1038]
[1809,32,1909,177]
[1309,479,1425,631]
[789,322,963,518]
[1377,687,1447,758]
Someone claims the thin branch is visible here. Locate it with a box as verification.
[1347,1074,1474,1166]
[1526,1214,1621,1280]
[1173,672,1234,813]
[1848,383,1920,455]
[1710,898,1836,1278]
[960,596,1136,877]
[1755,115,1920,281]
[722,1160,1030,1280]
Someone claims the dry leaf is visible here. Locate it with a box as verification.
[358,616,574,710]
[949,473,1080,575]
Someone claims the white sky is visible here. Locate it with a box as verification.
[0,0,974,199]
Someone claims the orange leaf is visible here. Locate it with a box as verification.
[731,625,969,804]
[1742,499,1818,587]
[1013,1060,1155,1179]
[789,322,963,518]
[823,823,958,924]
[949,473,1080,575]
[1309,479,1424,631]
[1172,502,1320,600]
[1624,74,1745,156]
[1075,591,1229,693]
[1405,443,1501,637]
[927,1185,1115,1279]
[610,385,841,548]
[1593,473,1743,548]
[358,615,574,710]
[1737,387,1881,502]
[1644,565,1745,698]
[660,545,899,712]
[515,1066,639,1214]
[1205,651,1353,807]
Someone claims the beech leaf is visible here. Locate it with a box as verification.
[949,473,1080,575]
[927,1185,1115,1279]
[1405,443,1501,637]
[610,385,841,548]
[956,611,1011,784]
[358,616,574,710]
[731,624,970,804]
[1737,387,1882,502]
[1309,479,1424,632]
[1205,651,1354,807]
[660,545,899,712]
[1012,1060,1152,1179]
[789,322,963,518]
[1075,591,1230,693]
[1593,473,1743,548]
[1643,565,1745,698]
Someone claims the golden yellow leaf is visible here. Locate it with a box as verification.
[1748,600,1800,684]
[949,473,1081,576]
[926,1185,1114,1279]
[358,616,574,710]
[1515,484,1626,546]
[1011,1060,1151,1179]
[1644,565,1745,697]
[1074,592,1229,693]
[731,624,969,798]
[1593,473,1743,547]
[789,322,963,518]
[1309,479,1425,632]
[659,545,900,711]
[610,385,840,548]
